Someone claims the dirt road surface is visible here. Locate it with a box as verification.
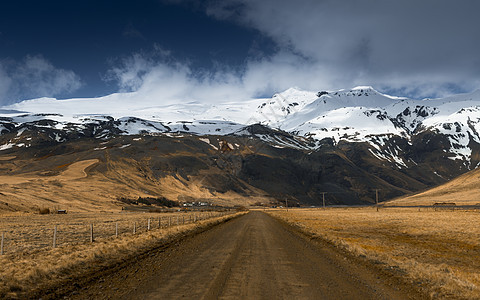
[67,211,425,299]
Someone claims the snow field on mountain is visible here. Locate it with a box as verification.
[2,86,480,168]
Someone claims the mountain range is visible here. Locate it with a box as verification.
[1,86,480,210]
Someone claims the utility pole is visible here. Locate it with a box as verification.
[285,198,288,212]
[375,189,379,212]
[321,192,327,209]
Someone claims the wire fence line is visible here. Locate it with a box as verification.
[0,210,234,255]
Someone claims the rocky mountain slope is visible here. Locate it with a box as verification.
[1,86,480,209]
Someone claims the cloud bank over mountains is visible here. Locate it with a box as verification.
[100,0,480,104]
[1,0,479,105]
[205,0,480,97]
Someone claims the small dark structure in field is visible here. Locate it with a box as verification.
[118,196,178,207]
[57,209,67,214]
[433,202,456,211]
[38,208,50,215]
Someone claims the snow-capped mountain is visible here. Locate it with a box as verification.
[2,86,480,170]
[2,86,480,206]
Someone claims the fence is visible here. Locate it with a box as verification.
[311,204,480,212]
[0,210,233,256]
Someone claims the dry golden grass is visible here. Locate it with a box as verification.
[0,159,98,185]
[0,156,266,213]
[0,156,16,161]
[0,211,223,255]
[268,208,480,299]
[0,210,246,299]
[387,168,480,206]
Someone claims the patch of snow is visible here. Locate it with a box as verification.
[16,128,26,136]
[198,137,219,150]
[0,143,14,151]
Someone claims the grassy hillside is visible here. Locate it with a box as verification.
[0,136,268,213]
[386,167,480,206]
[0,130,461,213]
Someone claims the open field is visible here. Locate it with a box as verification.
[268,207,480,299]
[0,210,243,299]
[0,210,228,255]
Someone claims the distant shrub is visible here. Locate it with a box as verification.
[117,196,179,207]
[234,206,248,211]
[38,208,50,215]
[49,180,64,187]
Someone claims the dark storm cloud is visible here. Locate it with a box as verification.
[108,0,480,103]
[201,0,480,98]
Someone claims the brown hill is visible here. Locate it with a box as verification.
[0,128,465,213]
[385,167,480,206]
[0,136,269,213]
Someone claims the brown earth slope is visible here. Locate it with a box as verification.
[0,129,468,212]
[0,136,272,213]
[386,167,480,206]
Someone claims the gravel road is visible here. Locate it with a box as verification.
[68,211,425,299]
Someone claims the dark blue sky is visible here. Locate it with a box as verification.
[1,0,479,105]
[0,0,274,102]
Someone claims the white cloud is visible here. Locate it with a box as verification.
[105,0,480,102]
[0,55,82,105]
[104,48,249,104]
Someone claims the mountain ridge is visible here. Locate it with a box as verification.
[3,86,480,171]
[1,86,480,209]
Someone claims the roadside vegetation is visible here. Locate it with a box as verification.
[268,207,480,299]
[0,211,246,299]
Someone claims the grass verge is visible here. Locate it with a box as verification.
[0,211,247,299]
[267,208,480,299]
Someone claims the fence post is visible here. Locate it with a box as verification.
[90,224,94,243]
[133,222,136,234]
[158,217,161,228]
[53,225,57,248]
[115,222,118,238]
[169,217,171,227]
[148,218,151,231]
[1,232,4,255]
